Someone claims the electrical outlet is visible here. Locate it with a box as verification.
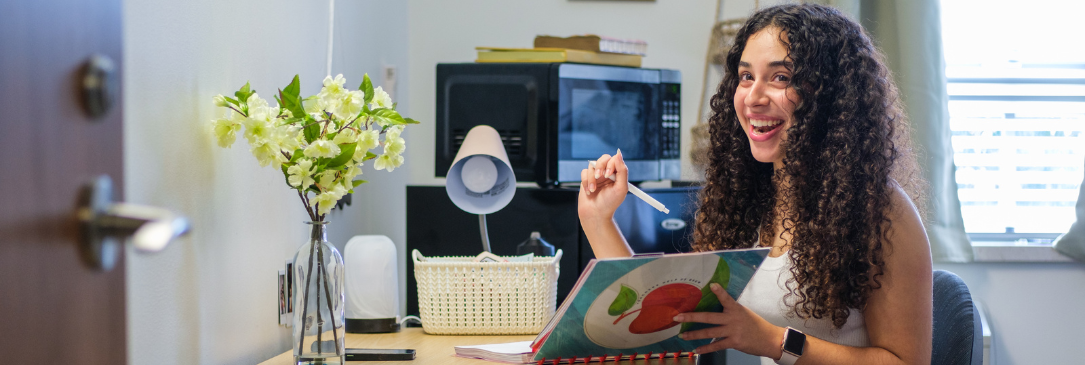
[278,259,294,327]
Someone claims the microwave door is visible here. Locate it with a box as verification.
[556,69,661,183]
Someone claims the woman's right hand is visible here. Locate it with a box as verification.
[577,150,635,258]
[577,150,629,227]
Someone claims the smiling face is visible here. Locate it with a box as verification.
[734,27,800,169]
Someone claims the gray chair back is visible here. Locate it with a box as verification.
[931,270,982,365]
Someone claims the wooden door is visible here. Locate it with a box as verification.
[0,0,126,363]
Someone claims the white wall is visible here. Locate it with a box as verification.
[123,0,408,364]
[404,0,720,186]
[123,0,1085,364]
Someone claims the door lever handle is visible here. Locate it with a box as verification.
[77,175,190,270]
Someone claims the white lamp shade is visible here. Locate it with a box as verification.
[344,235,399,320]
[446,125,516,214]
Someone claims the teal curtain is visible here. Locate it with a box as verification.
[857,0,973,262]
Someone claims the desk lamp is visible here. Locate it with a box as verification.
[445,125,516,252]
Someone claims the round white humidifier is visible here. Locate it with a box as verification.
[343,235,401,333]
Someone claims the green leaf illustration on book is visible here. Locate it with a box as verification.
[608,284,638,316]
[680,257,730,333]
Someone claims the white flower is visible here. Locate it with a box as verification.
[332,129,358,145]
[369,86,393,110]
[342,165,362,187]
[357,129,380,151]
[303,96,327,115]
[243,117,274,144]
[211,118,241,148]
[213,94,229,107]
[384,134,405,156]
[383,126,405,156]
[321,96,342,119]
[317,170,338,191]
[303,139,341,159]
[385,125,403,140]
[373,153,404,172]
[313,185,348,215]
[287,159,316,190]
[321,74,347,98]
[247,93,271,121]
[250,139,284,168]
[275,125,302,152]
[335,90,365,119]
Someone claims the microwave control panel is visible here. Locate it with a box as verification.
[660,69,682,180]
[661,84,681,159]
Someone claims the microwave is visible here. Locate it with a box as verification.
[435,63,681,187]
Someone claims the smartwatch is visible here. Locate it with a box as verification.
[776,327,806,365]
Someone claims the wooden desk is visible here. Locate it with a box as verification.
[259,328,700,365]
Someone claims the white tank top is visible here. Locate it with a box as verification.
[736,251,870,364]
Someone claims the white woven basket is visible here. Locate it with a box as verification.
[412,249,562,335]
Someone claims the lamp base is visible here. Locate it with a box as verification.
[345,318,401,333]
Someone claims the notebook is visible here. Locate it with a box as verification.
[454,248,771,364]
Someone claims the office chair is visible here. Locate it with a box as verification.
[931,270,983,365]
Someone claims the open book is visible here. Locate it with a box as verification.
[455,248,771,363]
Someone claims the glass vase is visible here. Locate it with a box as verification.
[293,221,345,365]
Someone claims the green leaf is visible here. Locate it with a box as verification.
[302,119,321,144]
[352,179,367,187]
[403,117,421,125]
[224,96,240,106]
[608,284,638,316]
[234,82,252,103]
[280,165,293,187]
[392,102,397,110]
[280,75,307,122]
[680,258,731,333]
[325,143,357,169]
[360,74,374,104]
[283,75,301,99]
[370,108,407,126]
[289,148,305,163]
[364,151,378,161]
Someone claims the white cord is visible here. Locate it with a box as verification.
[326,0,335,77]
[400,315,422,327]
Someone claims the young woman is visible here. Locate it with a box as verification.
[578,4,932,365]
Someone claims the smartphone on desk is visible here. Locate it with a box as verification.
[345,348,416,361]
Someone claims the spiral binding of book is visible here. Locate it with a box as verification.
[532,352,695,364]
[453,341,694,364]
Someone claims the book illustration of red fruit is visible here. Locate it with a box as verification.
[606,257,731,335]
[609,283,702,334]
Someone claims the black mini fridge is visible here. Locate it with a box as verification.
[405,185,701,317]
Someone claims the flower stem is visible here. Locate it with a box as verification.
[317,241,341,354]
[297,190,316,221]
[227,105,246,116]
[297,236,318,354]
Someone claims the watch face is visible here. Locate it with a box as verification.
[784,329,806,355]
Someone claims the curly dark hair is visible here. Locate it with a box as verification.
[692,4,925,328]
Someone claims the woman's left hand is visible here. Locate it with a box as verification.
[674,283,785,359]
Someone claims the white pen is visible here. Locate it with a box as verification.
[588,160,671,214]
